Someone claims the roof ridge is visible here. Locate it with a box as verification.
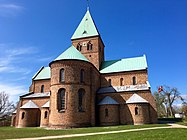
[103,55,146,62]
[54,45,89,62]
[71,10,99,40]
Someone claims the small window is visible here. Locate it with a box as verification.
[120,78,123,86]
[78,88,85,112]
[108,79,112,86]
[21,112,25,119]
[135,107,138,115]
[44,111,48,119]
[60,68,65,82]
[80,69,84,83]
[57,88,65,111]
[87,41,93,50]
[105,108,109,117]
[133,76,136,85]
[41,85,44,93]
[77,43,82,51]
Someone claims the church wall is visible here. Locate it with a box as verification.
[127,103,150,124]
[72,36,104,70]
[32,79,51,93]
[49,60,100,128]
[40,108,49,127]
[22,98,50,109]
[99,104,119,126]
[100,70,148,87]
[97,90,157,125]
[17,108,40,127]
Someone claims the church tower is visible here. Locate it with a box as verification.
[71,10,105,70]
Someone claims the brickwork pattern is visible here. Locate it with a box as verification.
[99,105,119,126]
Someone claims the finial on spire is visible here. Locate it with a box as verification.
[87,0,89,11]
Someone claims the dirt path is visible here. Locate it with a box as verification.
[8,124,187,140]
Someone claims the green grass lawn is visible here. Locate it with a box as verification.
[59,128,187,140]
[0,124,168,139]
[177,120,187,126]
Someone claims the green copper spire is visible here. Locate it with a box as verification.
[71,10,99,40]
[55,45,89,62]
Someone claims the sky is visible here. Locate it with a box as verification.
[0,0,186,105]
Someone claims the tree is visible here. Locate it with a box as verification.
[181,103,187,120]
[0,92,15,118]
[153,91,166,117]
[158,85,184,117]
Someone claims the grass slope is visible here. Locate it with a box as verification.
[0,124,167,139]
[58,128,187,140]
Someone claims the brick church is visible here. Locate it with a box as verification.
[11,9,157,128]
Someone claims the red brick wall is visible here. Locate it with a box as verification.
[72,36,105,70]
[99,105,119,126]
[32,79,51,93]
[17,108,40,127]
[49,60,100,128]
[127,103,150,124]
[101,70,148,87]
[97,90,157,125]
[40,108,49,127]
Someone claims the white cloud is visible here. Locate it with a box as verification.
[0,3,24,17]
[0,83,28,102]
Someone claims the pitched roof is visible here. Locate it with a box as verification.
[55,45,89,62]
[22,92,50,99]
[41,101,50,108]
[126,94,148,104]
[98,96,119,105]
[33,67,50,80]
[20,100,39,109]
[71,10,99,40]
[100,55,147,73]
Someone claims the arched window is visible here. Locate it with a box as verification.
[108,79,112,87]
[77,43,82,51]
[57,88,65,112]
[78,88,85,112]
[87,41,93,50]
[41,85,44,93]
[60,68,65,82]
[21,112,25,119]
[80,69,84,83]
[44,111,48,119]
[120,78,123,86]
[105,108,109,117]
[133,76,136,85]
[135,107,139,115]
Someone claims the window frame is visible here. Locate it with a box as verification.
[105,108,109,117]
[87,41,93,51]
[60,68,65,82]
[120,78,123,86]
[57,88,66,112]
[78,88,85,112]
[21,112,25,119]
[44,111,48,119]
[133,76,136,85]
[41,85,44,93]
[135,107,139,115]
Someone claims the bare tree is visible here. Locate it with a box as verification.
[153,91,166,117]
[0,92,15,118]
[158,86,184,117]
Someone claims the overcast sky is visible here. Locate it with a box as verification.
[0,0,186,105]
